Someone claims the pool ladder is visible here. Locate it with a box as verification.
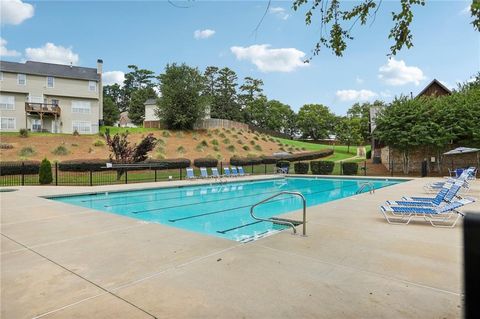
[250,191,307,236]
[356,182,375,195]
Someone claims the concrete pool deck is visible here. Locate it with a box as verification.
[1,175,479,318]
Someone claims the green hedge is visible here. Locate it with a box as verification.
[366,149,372,159]
[310,161,335,175]
[58,159,108,172]
[284,149,333,162]
[144,158,191,169]
[0,161,40,176]
[230,156,264,166]
[193,158,218,168]
[260,156,278,164]
[294,162,309,174]
[342,162,359,175]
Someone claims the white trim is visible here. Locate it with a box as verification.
[0,95,15,110]
[17,73,26,86]
[0,117,16,130]
[46,76,55,88]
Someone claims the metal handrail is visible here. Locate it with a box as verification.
[250,191,307,236]
[356,182,375,194]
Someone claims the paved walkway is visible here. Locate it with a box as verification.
[1,176,479,318]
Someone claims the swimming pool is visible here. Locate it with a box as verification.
[50,177,403,242]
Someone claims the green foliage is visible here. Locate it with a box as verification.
[242,145,250,151]
[213,146,220,152]
[335,116,363,152]
[93,140,105,147]
[297,104,336,140]
[204,66,242,121]
[19,147,36,157]
[176,146,186,154]
[222,138,231,145]
[237,139,244,145]
[250,140,256,146]
[39,158,53,185]
[129,87,157,125]
[157,138,166,146]
[52,145,69,156]
[226,145,236,152]
[175,131,185,138]
[342,162,359,175]
[0,143,13,149]
[102,96,120,126]
[219,132,226,138]
[193,158,218,168]
[310,161,335,175]
[254,144,262,151]
[366,149,372,159]
[211,139,219,146]
[162,130,171,138]
[157,63,207,129]
[294,162,309,174]
[19,129,28,138]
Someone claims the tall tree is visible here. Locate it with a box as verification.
[296,104,336,140]
[335,116,363,153]
[347,100,385,143]
[264,100,296,134]
[157,63,207,130]
[129,87,157,125]
[103,83,126,112]
[208,67,242,121]
[239,77,264,123]
[102,96,120,126]
[123,65,156,118]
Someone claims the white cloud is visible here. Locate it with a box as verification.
[0,37,20,57]
[270,7,289,20]
[194,29,216,39]
[0,0,34,25]
[25,43,79,65]
[460,3,471,15]
[230,44,308,73]
[335,89,377,102]
[355,76,364,84]
[103,71,125,86]
[378,58,426,86]
[380,90,393,98]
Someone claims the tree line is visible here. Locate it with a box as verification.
[102,63,373,148]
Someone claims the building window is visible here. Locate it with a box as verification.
[0,117,16,130]
[72,121,91,134]
[47,76,55,88]
[17,74,26,85]
[71,101,91,114]
[88,81,97,92]
[0,95,15,110]
[31,119,42,132]
[51,99,59,106]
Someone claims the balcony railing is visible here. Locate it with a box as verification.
[25,102,61,116]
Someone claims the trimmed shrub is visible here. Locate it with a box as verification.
[73,129,80,136]
[230,156,263,166]
[226,145,236,152]
[219,132,226,138]
[19,147,36,157]
[39,158,53,185]
[194,158,218,168]
[310,161,335,175]
[52,145,69,156]
[176,146,186,154]
[0,161,40,176]
[249,140,256,146]
[93,140,104,147]
[213,146,220,151]
[282,149,333,162]
[342,162,359,175]
[242,145,250,151]
[294,162,309,174]
[222,138,231,145]
[0,143,13,149]
[366,149,372,159]
[58,159,108,172]
[162,130,171,138]
[211,139,219,146]
[19,128,29,138]
[237,139,244,145]
[261,156,277,164]
[254,145,262,151]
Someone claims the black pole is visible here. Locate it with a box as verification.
[55,162,58,186]
[251,163,254,175]
[154,169,157,182]
[89,170,93,186]
[125,170,128,184]
[264,163,267,175]
[364,161,367,176]
[340,161,343,175]
[179,168,182,180]
[21,162,25,186]
[220,162,223,175]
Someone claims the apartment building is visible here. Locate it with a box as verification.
[0,59,103,134]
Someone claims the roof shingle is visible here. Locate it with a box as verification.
[0,60,100,81]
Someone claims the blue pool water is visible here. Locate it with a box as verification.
[50,177,403,242]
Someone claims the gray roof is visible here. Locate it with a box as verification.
[144,98,157,105]
[0,60,100,81]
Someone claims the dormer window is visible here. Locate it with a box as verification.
[88,81,97,92]
[17,74,26,85]
[47,76,55,88]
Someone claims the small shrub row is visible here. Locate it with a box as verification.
[294,162,309,174]
[0,143,13,149]
[310,161,335,175]
[0,161,40,176]
[193,158,218,168]
[342,162,359,175]
[230,156,263,166]
[282,149,333,162]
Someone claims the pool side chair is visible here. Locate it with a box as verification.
[223,167,232,177]
[380,197,476,228]
[200,167,209,179]
[237,166,250,176]
[423,168,473,193]
[211,167,221,179]
[186,167,197,179]
[386,182,461,207]
[231,166,239,177]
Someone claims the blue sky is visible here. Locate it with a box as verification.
[1,0,478,114]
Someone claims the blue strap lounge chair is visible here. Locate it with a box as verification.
[237,166,249,176]
[200,167,209,178]
[211,167,221,178]
[223,167,231,177]
[230,166,239,177]
[386,182,462,207]
[424,167,474,190]
[186,167,196,179]
[380,197,476,227]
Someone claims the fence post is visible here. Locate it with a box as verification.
[391,158,394,177]
[125,170,128,184]
[264,163,267,175]
[179,168,182,180]
[251,163,254,175]
[55,162,58,186]
[89,169,93,186]
[154,169,157,182]
[363,161,367,176]
[340,161,343,175]
[220,162,223,175]
[21,162,25,186]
